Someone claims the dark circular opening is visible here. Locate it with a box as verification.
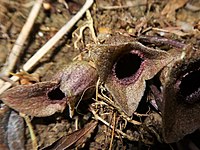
[114,52,143,79]
[48,87,65,100]
[179,70,200,103]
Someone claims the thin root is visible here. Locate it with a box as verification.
[89,106,139,142]
[73,10,97,49]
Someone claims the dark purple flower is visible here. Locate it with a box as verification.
[0,61,98,117]
[92,34,172,116]
[160,48,200,143]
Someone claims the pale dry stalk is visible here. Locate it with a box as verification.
[0,0,94,94]
[1,0,43,76]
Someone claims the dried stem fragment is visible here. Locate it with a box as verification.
[0,0,94,95]
[20,113,37,150]
[1,0,43,76]
[72,10,97,49]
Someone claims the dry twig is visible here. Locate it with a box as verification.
[89,106,139,142]
[22,0,94,71]
[98,1,147,10]
[109,112,116,150]
[0,0,94,94]
[1,0,43,76]
[97,94,142,125]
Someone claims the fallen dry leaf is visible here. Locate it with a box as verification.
[161,0,188,17]
[42,120,98,150]
[7,111,25,150]
[10,71,40,85]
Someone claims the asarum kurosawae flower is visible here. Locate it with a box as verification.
[137,35,200,143]
[160,47,200,143]
[91,34,172,116]
[0,61,98,117]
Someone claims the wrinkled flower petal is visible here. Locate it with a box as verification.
[57,61,98,98]
[92,35,173,116]
[53,61,98,117]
